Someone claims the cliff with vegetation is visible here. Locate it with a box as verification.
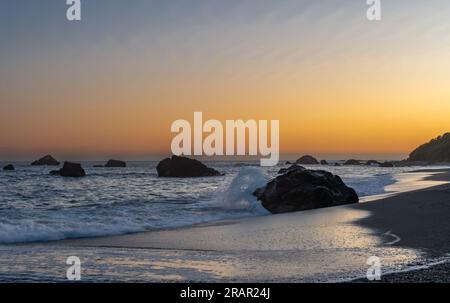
[408,133,450,163]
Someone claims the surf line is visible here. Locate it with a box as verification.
[170,112,280,167]
[384,230,401,245]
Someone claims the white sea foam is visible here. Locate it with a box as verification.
[210,167,269,214]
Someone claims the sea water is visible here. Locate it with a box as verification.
[0,161,446,244]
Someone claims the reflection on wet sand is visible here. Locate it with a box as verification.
[361,171,449,202]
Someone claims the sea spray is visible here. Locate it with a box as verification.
[209,167,270,214]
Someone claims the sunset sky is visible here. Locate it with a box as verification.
[1,0,450,160]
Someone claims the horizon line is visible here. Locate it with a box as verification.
[0,152,409,162]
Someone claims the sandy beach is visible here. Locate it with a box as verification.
[354,170,450,257]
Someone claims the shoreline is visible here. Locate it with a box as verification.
[58,168,450,249]
[348,169,450,282]
[1,168,449,282]
[50,169,450,282]
[360,169,450,202]
[353,169,450,256]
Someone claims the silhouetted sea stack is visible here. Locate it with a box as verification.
[253,164,358,214]
[3,164,14,171]
[344,159,361,166]
[408,133,450,163]
[296,155,319,165]
[104,159,126,167]
[157,156,222,178]
[50,162,86,177]
[31,155,60,166]
[320,160,329,165]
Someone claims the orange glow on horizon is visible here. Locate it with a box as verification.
[2,1,450,160]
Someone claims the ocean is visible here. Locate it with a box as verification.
[0,160,437,244]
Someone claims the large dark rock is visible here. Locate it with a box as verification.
[278,164,304,175]
[296,155,319,165]
[157,156,222,178]
[104,159,126,167]
[408,133,450,163]
[31,155,60,166]
[3,164,14,171]
[254,165,358,214]
[344,159,362,166]
[50,162,86,177]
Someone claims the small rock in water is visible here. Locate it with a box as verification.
[31,155,60,166]
[104,159,126,167]
[3,164,15,171]
[157,155,222,177]
[296,155,319,165]
[50,162,86,177]
[344,159,361,166]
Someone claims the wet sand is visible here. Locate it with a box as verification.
[354,170,450,256]
[349,170,450,282]
[48,169,450,282]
